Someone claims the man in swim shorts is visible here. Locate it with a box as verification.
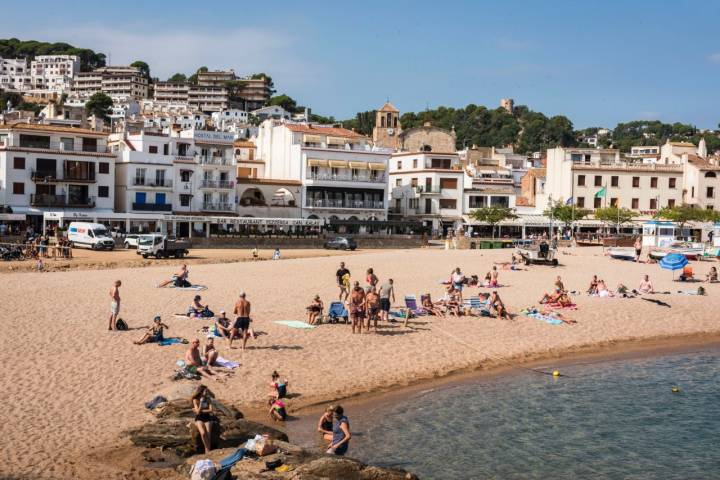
[231,291,252,350]
[108,279,121,330]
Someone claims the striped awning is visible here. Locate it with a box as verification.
[308,158,329,167]
[349,161,367,169]
[368,162,386,170]
[303,134,322,143]
[329,160,348,168]
[327,136,347,145]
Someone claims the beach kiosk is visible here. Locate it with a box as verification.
[642,221,678,248]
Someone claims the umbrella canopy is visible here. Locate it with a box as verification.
[659,253,689,271]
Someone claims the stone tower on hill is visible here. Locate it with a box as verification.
[373,102,401,150]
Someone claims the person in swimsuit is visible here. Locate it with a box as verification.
[597,279,614,297]
[185,339,214,378]
[158,264,190,288]
[268,370,289,404]
[306,295,324,325]
[634,237,642,262]
[134,315,168,344]
[189,295,208,317]
[214,310,233,339]
[378,279,395,322]
[327,406,351,455]
[269,398,287,422]
[554,276,566,293]
[108,280,121,331]
[490,266,499,287]
[421,293,445,317]
[366,268,378,288]
[336,262,351,301]
[192,385,216,453]
[349,282,366,334]
[705,266,718,283]
[451,268,465,301]
[317,406,335,442]
[230,291,251,350]
[202,337,219,366]
[638,275,654,294]
[489,291,511,320]
[365,286,380,332]
[587,275,599,295]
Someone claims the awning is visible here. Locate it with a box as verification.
[329,160,348,168]
[348,161,367,170]
[0,213,25,221]
[327,137,347,145]
[368,163,386,170]
[308,159,329,167]
[328,219,423,227]
[303,134,322,143]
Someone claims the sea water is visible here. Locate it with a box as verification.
[348,348,720,479]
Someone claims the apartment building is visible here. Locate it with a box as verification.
[73,66,148,100]
[388,152,465,233]
[0,57,31,91]
[237,76,272,110]
[0,123,115,224]
[683,154,720,210]
[153,82,190,103]
[188,85,228,113]
[255,121,389,224]
[29,55,80,92]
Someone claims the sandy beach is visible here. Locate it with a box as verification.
[2,246,719,479]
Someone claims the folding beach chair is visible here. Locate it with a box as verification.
[465,295,491,316]
[404,295,428,316]
[325,301,348,324]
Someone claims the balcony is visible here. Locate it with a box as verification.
[132,202,172,211]
[202,202,235,212]
[308,173,387,183]
[31,194,95,208]
[198,156,233,166]
[12,140,108,154]
[31,169,96,183]
[200,179,235,189]
[306,199,385,209]
[414,185,442,194]
[132,178,174,188]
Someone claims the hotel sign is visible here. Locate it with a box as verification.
[192,131,234,143]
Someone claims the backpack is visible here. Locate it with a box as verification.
[190,459,217,480]
[115,318,128,331]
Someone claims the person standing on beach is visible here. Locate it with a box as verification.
[336,262,351,301]
[378,278,395,322]
[349,282,366,334]
[231,292,252,350]
[365,286,380,332]
[634,237,642,262]
[108,280,121,330]
[490,266,499,287]
[366,268,378,288]
[451,268,465,301]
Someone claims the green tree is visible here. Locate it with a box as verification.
[188,66,208,85]
[167,73,187,83]
[130,60,151,81]
[469,206,518,238]
[249,72,275,94]
[544,200,590,227]
[0,38,105,71]
[85,92,113,122]
[0,91,23,111]
[654,204,706,230]
[267,94,298,113]
[594,206,638,232]
[224,79,248,103]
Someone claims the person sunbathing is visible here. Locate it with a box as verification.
[202,337,219,367]
[189,295,211,317]
[421,293,446,317]
[638,275,655,294]
[158,264,190,288]
[597,279,614,297]
[587,275,599,295]
[465,275,479,287]
[489,291,511,320]
[306,295,324,325]
[134,315,168,344]
[185,338,214,378]
[214,310,233,338]
[705,267,718,283]
[539,288,563,304]
[441,285,462,316]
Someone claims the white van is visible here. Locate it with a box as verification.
[67,222,116,250]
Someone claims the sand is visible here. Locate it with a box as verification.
[1,246,719,479]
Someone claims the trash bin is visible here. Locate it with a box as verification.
[480,241,491,249]
[492,241,503,249]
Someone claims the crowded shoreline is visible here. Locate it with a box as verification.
[2,246,720,479]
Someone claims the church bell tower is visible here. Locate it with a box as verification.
[373,102,401,150]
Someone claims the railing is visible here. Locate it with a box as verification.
[133,178,173,187]
[31,169,96,182]
[202,202,235,211]
[474,177,513,184]
[308,173,386,183]
[200,179,235,189]
[306,199,384,209]
[415,185,442,194]
[31,194,95,208]
[13,141,108,153]
[174,155,195,162]
[132,202,172,211]
[198,156,233,166]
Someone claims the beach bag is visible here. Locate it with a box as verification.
[115,318,128,331]
[190,459,216,480]
[202,307,215,318]
[256,439,278,457]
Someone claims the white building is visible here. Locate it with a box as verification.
[0,123,115,225]
[73,66,148,100]
[211,109,249,131]
[251,105,290,120]
[255,121,390,225]
[29,55,80,92]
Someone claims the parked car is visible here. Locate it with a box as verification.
[67,222,115,250]
[323,236,357,251]
[124,234,140,249]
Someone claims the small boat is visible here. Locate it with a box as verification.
[648,242,705,261]
[607,246,636,261]
[517,241,559,266]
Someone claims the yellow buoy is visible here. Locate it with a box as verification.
[671,387,680,393]
[552,370,560,377]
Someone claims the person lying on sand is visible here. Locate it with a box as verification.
[422,293,446,317]
[185,338,215,378]
[306,295,324,325]
[638,275,655,294]
[157,264,190,288]
[489,291,511,320]
[134,315,168,344]
[705,267,718,283]
[202,337,219,366]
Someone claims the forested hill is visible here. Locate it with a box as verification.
[0,38,106,71]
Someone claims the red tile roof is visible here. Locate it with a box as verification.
[285,124,366,139]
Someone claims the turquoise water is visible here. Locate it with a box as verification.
[348,349,720,479]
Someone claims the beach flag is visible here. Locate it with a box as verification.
[595,186,606,198]
[565,197,574,205]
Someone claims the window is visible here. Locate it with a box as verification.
[594,197,602,208]
[410,178,418,187]
[412,159,418,168]
[13,157,25,169]
[469,196,487,208]
[692,186,695,198]
[440,178,458,189]
[649,198,658,210]
[490,196,509,207]
[668,199,676,208]
[98,186,109,198]
[135,192,147,204]
[439,199,457,209]
[594,175,602,187]
[650,177,658,188]
[610,197,619,207]
[155,170,166,187]
[708,187,715,199]
[576,197,585,208]
[577,175,585,186]
[180,194,191,207]
[81,137,97,152]
[180,170,192,182]
[631,198,639,209]
[163,144,169,155]
[98,162,109,174]
[395,179,401,187]
[396,161,402,170]
[611,176,619,187]
[60,137,74,151]
[149,145,158,154]
[632,177,640,188]
[12,182,24,194]
[668,178,676,189]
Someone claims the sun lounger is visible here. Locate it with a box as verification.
[326,301,348,324]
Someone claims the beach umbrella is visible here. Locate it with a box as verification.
[659,252,688,279]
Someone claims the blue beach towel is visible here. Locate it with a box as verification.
[274,320,315,329]
[158,337,185,346]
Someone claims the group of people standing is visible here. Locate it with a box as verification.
[336,262,396,334]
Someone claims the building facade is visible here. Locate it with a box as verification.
[73,66,148,100]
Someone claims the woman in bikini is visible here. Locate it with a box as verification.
[134,316,168,344]
[317,406,336,441]
[421,293,446,317]
[202,337,219,366]
[192,385,217,453]
[306,295,324,325]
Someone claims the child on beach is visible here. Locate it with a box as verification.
[268,371,288,404]
[269,398,287,421]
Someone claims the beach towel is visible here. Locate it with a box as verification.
[215,356,239,369]
[165,284,207,291]
[218,447,247,470]
[158,337,186,346]
[273,320,315,329]
[520,309,564,325]
[547,303,578,310]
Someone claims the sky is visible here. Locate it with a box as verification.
[3,0,719,129]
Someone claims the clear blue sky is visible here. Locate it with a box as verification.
[4,0,719,128]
